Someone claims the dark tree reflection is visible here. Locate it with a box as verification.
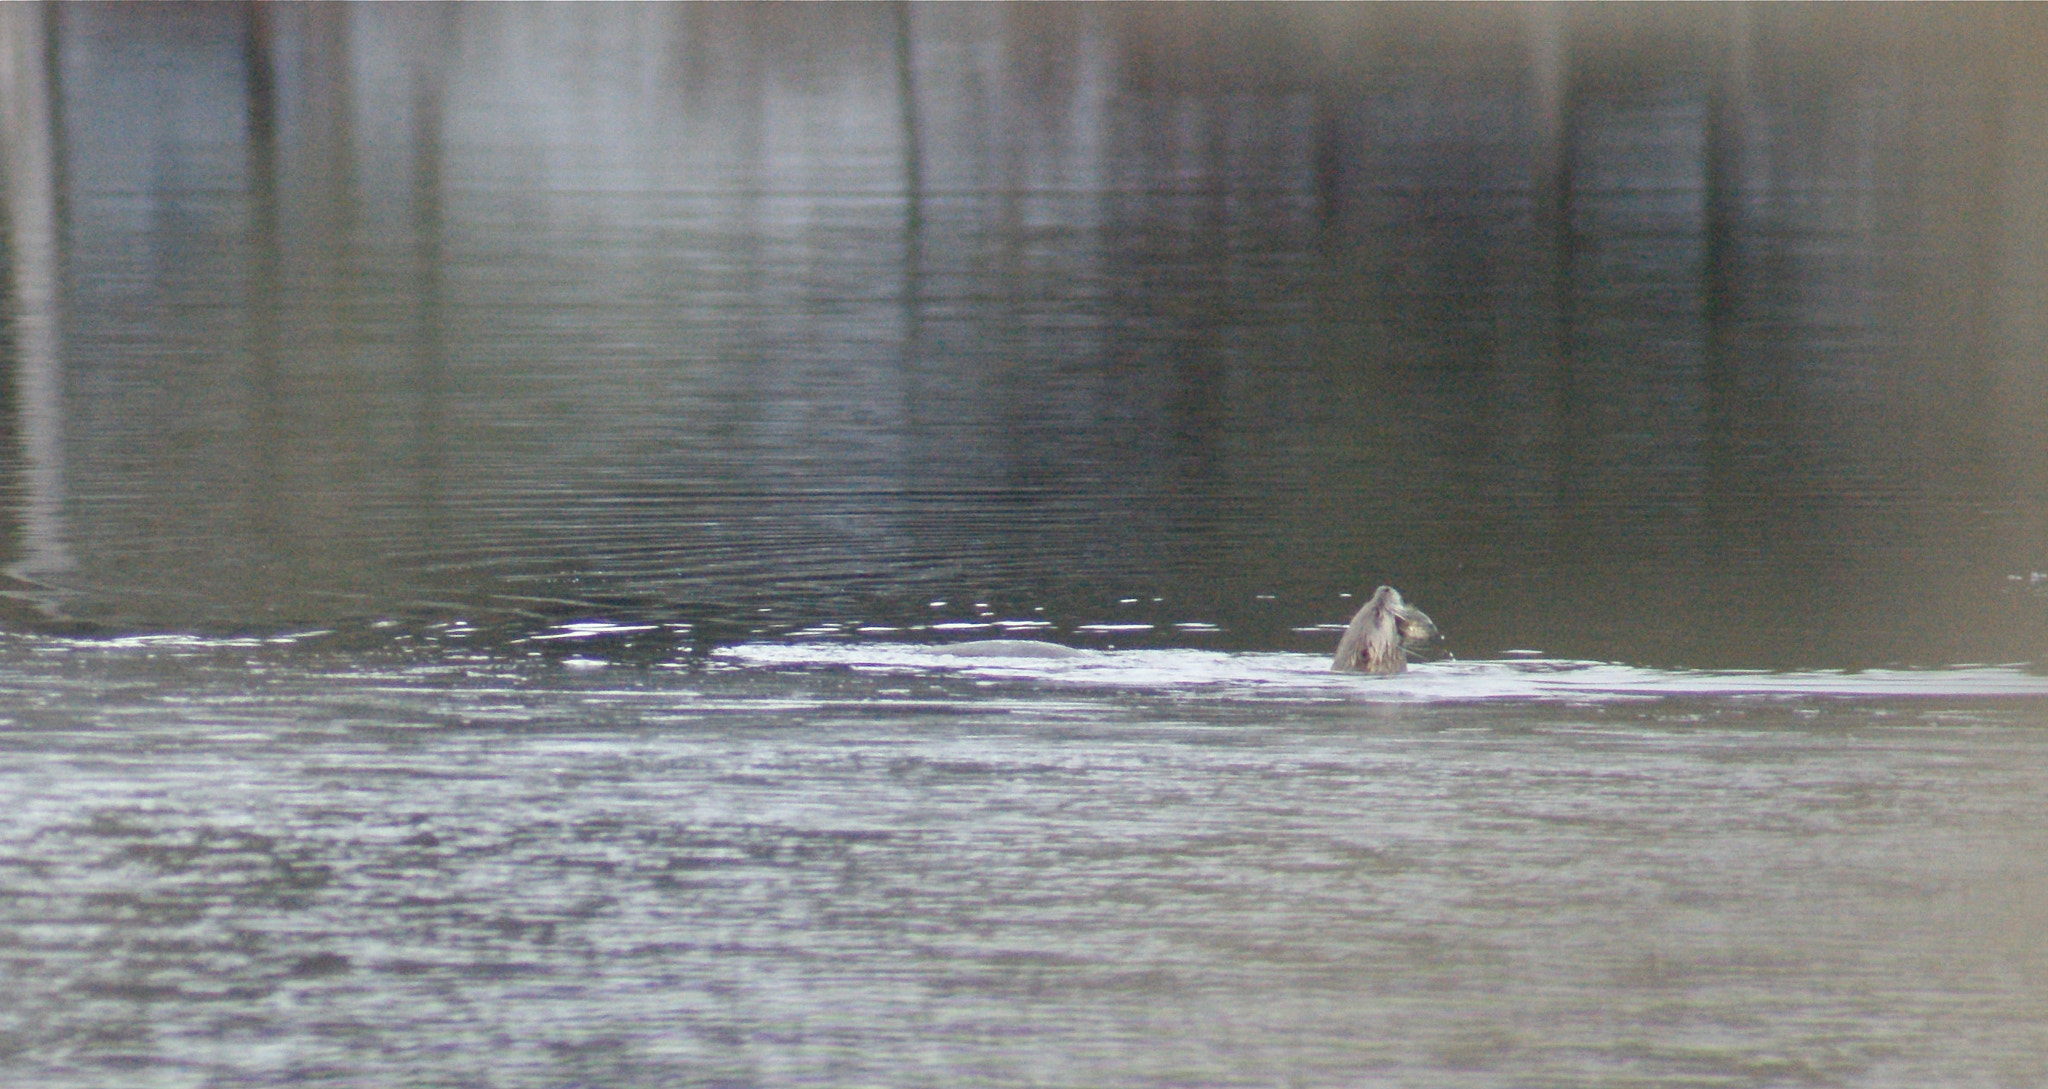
[0,2,2043,667]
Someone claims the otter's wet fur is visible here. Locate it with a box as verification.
[1332,586,1438,675]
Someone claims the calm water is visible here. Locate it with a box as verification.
[4,3,2048,1086]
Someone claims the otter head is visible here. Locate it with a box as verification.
[1331,585,1438,675]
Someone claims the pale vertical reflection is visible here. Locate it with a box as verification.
[0,3,74,602]
[1992,6,2048,571]
[893,0,926,352]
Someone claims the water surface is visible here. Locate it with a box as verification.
[5,637,2048,1086]
[2,2,2044,665]
[4,4,2048,1086]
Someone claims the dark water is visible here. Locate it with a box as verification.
[3,1,2044,665]
[4,4,2048,1086]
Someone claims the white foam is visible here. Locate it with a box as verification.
[711,643,2048,702]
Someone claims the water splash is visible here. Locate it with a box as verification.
[715,642,2048,702]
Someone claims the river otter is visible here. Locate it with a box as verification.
[1332,585,1438,675]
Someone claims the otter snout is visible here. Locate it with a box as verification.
[1332,585,1437,675]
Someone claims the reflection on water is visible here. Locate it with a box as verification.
[0,2,70,596]
[0,2,2040,666]
[4,4,2048,1086]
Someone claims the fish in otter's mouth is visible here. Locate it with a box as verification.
[1331,585,1438,675]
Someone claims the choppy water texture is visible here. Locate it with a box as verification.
[5,3,2048,1086]
[3,636,2048,1087]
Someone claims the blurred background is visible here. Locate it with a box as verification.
[3,1,2045,668]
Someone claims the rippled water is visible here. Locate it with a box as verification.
[4,635,2048,1087]
[5,4,2048,1086]
[2,2,2044,666]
